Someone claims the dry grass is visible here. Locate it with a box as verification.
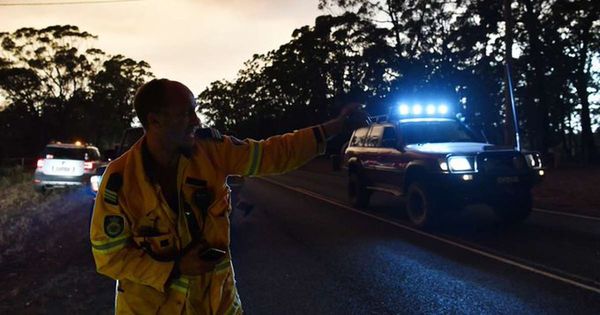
[0,167,103,314]
[532,167,600,217]
[0,167,65,263]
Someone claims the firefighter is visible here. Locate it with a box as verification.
[90,79,367,314]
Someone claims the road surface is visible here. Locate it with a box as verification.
[1,167,598,314]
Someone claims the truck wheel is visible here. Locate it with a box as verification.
[349,172,370,208]
[406,182,440,228]
[493,193,532,224]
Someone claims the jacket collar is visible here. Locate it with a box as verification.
[122,135,159,214]
[122,135,192,216]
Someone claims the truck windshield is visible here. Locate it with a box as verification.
[399,120,483,144]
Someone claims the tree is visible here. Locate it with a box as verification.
[0,26,153,157]
[552,0,599,162]
[199,13,394,141]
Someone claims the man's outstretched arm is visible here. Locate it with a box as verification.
[206,103,368,176]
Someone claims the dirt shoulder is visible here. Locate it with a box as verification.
[301,157,600,218]
[531,166,600,217]
[0,176,114,314]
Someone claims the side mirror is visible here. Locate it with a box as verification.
[397,139,406,152]
[382,139,396,148]
[103,149,117,161]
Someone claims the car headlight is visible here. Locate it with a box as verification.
[447,156,474,173]
[524,153,542,169]
[90,175,101,192]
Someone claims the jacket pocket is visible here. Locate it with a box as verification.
[133,233,178,261]
[116,279,166,315]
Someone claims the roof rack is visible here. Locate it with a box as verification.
[47,140,94,147]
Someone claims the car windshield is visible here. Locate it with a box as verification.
[43,147,99,160]
[399,120,483,144]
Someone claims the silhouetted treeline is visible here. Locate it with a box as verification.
[198,0,599,163]
[1,1,598,165]
[0,25,152,160]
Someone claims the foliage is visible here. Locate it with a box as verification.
[0,25,153,158]
[1,2,599,163]
[199,0,599,162]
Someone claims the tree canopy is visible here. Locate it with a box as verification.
[1,1,598,164]
[0,25,152,158]
[199,0,599,162]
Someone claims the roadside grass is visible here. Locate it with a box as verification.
[532,166,600,217]
[0,166,64,263]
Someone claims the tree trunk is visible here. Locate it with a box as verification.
[573,12,597,164]
[385,0,403,56]
[574,69,596,163]
[521,0,549,153]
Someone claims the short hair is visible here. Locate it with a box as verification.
[133,79,170,128]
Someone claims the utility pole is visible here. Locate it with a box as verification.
[503,0,521,151]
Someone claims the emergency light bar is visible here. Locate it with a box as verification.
[398,103,450,116]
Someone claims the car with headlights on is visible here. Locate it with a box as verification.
[34,142,102,192]
[344,104,544,228]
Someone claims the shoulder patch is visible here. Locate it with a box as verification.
[195,128,224,142]
[104,215,124,238]
[104,173,122,205]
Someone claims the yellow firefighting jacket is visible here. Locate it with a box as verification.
[90,125,327,315]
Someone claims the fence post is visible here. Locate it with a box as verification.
[21,158,25,168]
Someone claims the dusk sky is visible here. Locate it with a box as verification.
[0,0,323,94]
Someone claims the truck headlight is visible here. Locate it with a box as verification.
[524,153,542,169]
[438,159,449,171]
[447,156,474,172]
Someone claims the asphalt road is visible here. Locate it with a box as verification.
[231,171,600,314]
[263,169,600,289]
[1,168,599,314]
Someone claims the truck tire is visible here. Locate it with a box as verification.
[493,193,532,224]
[348,172,370,208]
[406,181,440,228]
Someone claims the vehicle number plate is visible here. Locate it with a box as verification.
[54,167,71,172]
[496,176,519,184]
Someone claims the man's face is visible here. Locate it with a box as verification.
[154,82,200,150]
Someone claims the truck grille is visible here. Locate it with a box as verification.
[477,152,527,174]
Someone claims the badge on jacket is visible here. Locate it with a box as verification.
[104,173,123,206]
[104,215,124,237]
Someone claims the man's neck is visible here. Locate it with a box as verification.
[145,134,179,170]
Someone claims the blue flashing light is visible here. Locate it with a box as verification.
[426,104,436,115]
[397,102,452,117]
[412,104,423,115]
[399,104,410,115]
[439,104,449,115]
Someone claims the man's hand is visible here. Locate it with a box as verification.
[177,243,226,276]
[340,102,370,131]
[321,103,370,140]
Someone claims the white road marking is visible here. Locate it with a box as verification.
[259,176,600,295]
[533,208,600,221]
